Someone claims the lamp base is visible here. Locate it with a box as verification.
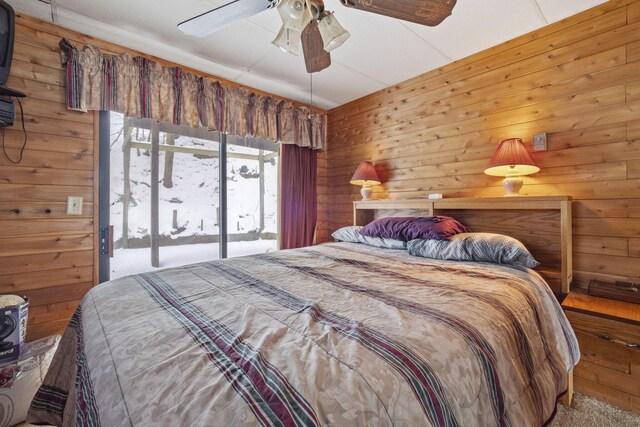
[360,185,373,200]
[502,176,523,196]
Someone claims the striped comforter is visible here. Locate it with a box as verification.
[28,242,579,427]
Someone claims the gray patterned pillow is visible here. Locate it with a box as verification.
[407,232,539,268]
[332,226,407,249]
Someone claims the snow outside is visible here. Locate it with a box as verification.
[109,113,278,279]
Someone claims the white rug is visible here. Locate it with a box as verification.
[550,393,640,427]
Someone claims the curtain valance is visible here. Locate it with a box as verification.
[59,39,326,150]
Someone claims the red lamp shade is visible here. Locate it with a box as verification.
[350,161,381,186]
[484,138,540,177]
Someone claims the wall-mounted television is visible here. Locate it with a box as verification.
[0,0,24,98]
[0,0,15,87]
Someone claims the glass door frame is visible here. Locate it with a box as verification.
[98,114,279,282]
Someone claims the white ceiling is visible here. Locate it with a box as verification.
[8,0,608,109]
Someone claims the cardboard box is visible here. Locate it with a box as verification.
[0,299,28,365]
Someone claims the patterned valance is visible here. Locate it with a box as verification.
[59,39,326,150]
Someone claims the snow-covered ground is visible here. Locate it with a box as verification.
[109,112,278,279]
[110,240,277,278]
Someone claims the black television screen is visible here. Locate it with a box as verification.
[0,0,15,87]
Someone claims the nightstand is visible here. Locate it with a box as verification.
[562,292,640,413]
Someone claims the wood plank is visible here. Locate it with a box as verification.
[573,331,636,372]
[572,252,640,277]
[574,236,629,257]
[0,266,93,293]
[0,184,93,203]
[26,319,69,342]
[21,115,94,139]
[12,40,64,72]
[630,120,640,139]
[562,292,640,324]
[627,79,640,102]
[0,130,92,154]
[28,300,81,325]
[5,76,66,104]
[629,159,640,178]
[0,202,93,219]
[22,282,93,307]
[9,58,65,86]
[575,360,640,397]
[574,376,634,411]
[0,234,93,257]
[18,97,93,124]
[574,217,640,238]
[0,218,93,238]
[0,250,93,275]
[630,239,640,258]
[573,199,635,218]
[630,2,640,24]
[0,166,93,186]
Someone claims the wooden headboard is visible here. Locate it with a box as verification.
[353,196,572,296]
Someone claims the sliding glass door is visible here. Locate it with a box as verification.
[100,112,279,281]
[226,135,279,258]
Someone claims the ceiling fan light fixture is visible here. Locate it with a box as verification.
[277,0,313,32]
[272,25,302,55]
[317,12,350,52]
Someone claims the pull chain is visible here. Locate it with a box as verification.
[308,72,314,119]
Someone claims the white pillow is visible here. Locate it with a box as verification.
[332,226,407,249]
[407,232,539,268]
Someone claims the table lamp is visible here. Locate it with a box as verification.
[484,138,540,196]
[350,161,380,200]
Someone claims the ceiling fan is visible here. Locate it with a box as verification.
[178,0,457,73]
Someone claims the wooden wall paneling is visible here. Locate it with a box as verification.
[329,5,631,127]
[0,14,97,340]
[331,10,634,137]
[320,0,640,297]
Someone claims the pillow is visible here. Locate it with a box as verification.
[359,216,470,241]
[407,232,539,268]
[332,226,407,249]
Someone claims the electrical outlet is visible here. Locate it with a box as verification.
[67,196,83,215]
[533,132,547,151]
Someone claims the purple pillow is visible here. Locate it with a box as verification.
[359,216,470,241]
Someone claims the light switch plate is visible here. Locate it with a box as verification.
[533,132,547,151]
[67,196,83,215]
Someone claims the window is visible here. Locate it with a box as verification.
[106,112,279,279]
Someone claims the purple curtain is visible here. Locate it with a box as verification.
[280,144,317,249]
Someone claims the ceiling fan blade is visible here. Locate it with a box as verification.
[340,0,456,27]
[178,0,277,37]
[301,19,331,73]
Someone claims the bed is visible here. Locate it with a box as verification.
[28,197,579,427]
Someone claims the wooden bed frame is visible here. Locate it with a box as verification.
[352,195,575,406]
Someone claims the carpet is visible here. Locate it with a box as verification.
[550,393,640,427]
[17,393,640,426]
